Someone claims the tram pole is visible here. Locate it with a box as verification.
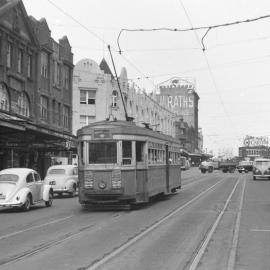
[107,45,130,121]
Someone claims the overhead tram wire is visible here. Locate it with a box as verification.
[117,14,270,53]
[46,0,156,88]
[177,0,241,141]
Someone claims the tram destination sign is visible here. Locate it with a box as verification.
[243,135,269,147]
[93,129,111,139]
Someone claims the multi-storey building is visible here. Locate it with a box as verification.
[156,77,200,153]
[0,0,74,177]
[72,58,176,137]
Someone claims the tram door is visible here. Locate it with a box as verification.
[165,144,170,193]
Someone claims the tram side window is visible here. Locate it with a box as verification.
[89,142,117,164]
[136,141,144,162]
[80,141,84,165]
[122,141,132,165]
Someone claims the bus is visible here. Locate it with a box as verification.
[77,120,182,208]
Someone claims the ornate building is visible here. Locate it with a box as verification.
[72,58,176,137]
[0,0,74,177]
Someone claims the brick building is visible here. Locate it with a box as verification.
[0,0,74,177]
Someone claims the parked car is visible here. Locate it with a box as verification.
[253,158,270,180]
[44,165,78,197]
[0,168,53,211]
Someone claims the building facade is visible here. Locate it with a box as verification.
[72,58,176,137]
[0,0,74,177]
[157,77,200,153]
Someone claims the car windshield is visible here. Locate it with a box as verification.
[48,169,66,175]
[0,174,19,182]
[255,161,269,165]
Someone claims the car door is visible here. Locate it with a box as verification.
[26,172,38,202]
[34,172,43,200]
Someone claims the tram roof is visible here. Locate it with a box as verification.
[77,120,180,144]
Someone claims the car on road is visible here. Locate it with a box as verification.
[0,168,53,211]
[253,158,270,180]
[44,165,78,197]
[199,160,214,173]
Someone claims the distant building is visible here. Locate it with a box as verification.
[238,136,270,160]
[157,77,200,153]
[72,58,176,137]
[0,0,74,177]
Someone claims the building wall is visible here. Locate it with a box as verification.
[72,58,176,137]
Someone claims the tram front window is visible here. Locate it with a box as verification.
[89,142,117,164]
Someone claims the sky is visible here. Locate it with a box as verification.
[23,0,270,156]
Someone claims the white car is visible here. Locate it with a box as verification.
[0,168,53,211]
[253,158,270,180]
[44,165,78,197]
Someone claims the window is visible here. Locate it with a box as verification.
[80,90,96,104]
[89,142,117,164]
[41,51,48,78]
[63,105,69,128]
[26,173,34,183]
[79,115,95,126]
[18,92,30,117]
[112,90,118,107]
[40,96,48,120]
[63,65,70,89]
[136,141,144,162]
[27,54,32,78]
[34,173,41,182]
[7,43,12,68]
[17,49,23,73]
[0,83,9,111]
[122,141,132,165]
[57,103,61,125]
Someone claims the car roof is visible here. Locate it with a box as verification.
[48,165,77,170]
[0,168,36,177]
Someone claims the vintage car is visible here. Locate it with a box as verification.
[44,165,78,197]
[0,168,53,211]
[253,158,270,180]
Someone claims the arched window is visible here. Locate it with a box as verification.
[0,83,10,111]
[112,90,118,108]
[18,92,30,117]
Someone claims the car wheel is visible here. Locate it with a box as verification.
[22,195,31,211]
[69,185,77,197]
[45,192,53,207]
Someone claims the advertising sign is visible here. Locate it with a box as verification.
[243,136,269,147]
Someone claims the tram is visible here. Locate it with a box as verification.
[77,120,182,208]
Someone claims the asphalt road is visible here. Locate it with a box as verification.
[0,168,269,270]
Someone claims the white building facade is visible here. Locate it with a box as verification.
[72,58,176,137]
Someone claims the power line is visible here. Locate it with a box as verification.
[117,14,270,53]
[177,0,241,141]
[46,0,155,87]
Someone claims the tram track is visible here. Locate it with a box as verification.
[186,174,245,270]
[0,173,235,269]
[81,175,232,270]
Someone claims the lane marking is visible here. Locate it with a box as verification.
[250,229,270,232]
[227,176,246,270]
[85,177,228,270]
[0,215,74,241]
[188,177,240,270]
